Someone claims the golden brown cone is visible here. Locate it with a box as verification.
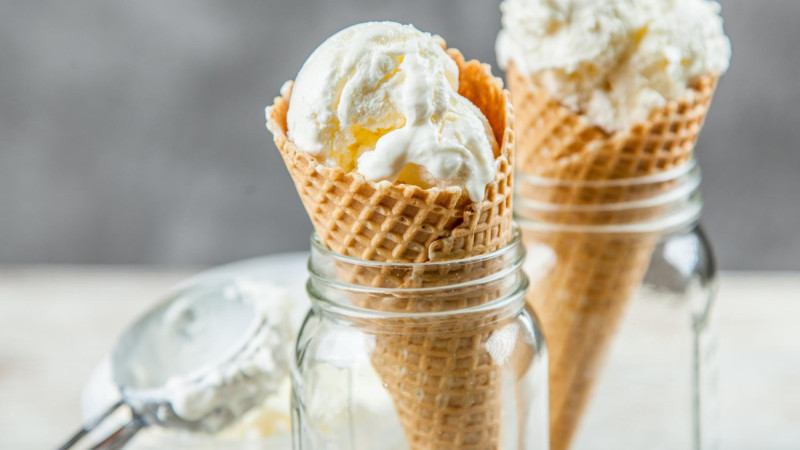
[507,62,718,450]
[267,49,514,265]
[268,48,523,449]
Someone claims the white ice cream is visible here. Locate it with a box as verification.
[496,0,731,132]
[117,279,291,431]
[82,255,314,447]
[160,284,286,425]
[283,21,498,201]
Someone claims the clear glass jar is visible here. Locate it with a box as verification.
[292,229,549,449]
[515,160,718,450]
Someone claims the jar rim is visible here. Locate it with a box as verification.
[514,159,703,234]
[305,228,529,321]
[515,200,702,234]
[515,170,701,214]
[305,278,528,321]
[516,157,697,188]
[309,225,524,271]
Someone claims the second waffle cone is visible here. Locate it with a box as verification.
[507,63,717,450]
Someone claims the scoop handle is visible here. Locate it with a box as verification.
[56,399,144,450]
[89,415,145,450]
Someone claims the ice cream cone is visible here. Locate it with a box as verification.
[507,63,717,450]
[268,48,519,449]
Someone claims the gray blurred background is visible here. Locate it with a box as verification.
[1,0,798,269]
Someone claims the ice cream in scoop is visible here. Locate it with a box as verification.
[286,21,498,201]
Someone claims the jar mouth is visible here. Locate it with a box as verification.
[305,227,528,321]
[309,226,524,272]
[305,278,529,321]
[516,158,698,188]
[515,200,701,234]
[515,159,703,234]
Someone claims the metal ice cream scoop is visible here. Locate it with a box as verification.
[57,277,288,450]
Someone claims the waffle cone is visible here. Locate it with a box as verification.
[507,63,717,450]
[268,48,519,449]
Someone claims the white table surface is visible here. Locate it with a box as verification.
[0,265,798,449]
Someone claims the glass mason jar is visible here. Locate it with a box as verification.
[515,160,718,450]
[292,229,549,449]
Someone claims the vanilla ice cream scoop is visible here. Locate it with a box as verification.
[496,0,731,132]
[284,21,498,202]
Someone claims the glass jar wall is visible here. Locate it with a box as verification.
[292,230,548,449]
[515,160,718,450]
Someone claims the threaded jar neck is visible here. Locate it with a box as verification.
[515,160,702,234]
[306,228,528,328]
